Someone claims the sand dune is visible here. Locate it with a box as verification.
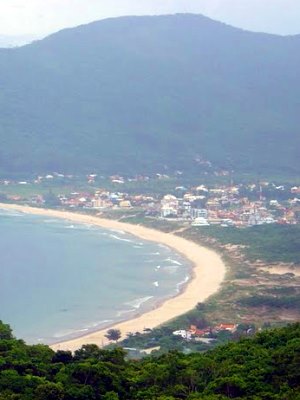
[0,203,226,351]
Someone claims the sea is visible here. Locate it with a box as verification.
[0,208,191,344]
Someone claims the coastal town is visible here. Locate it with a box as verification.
[1,173,299,227]
[1,172,299,355]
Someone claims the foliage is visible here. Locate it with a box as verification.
[238,294,300,309]
[0,320,13,340]
[183,224,300,263]
[0,15,299,177]
[105,329,121,342]
[0,321,299,399]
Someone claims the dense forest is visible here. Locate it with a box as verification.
[0,321,299,399]
[0,14,299,177]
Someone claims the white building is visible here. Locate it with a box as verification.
[172,330,192,340]
[191,217,210,226]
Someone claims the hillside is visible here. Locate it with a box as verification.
[0,321,299,399]
[0,14,299,176]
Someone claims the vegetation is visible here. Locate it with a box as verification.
[238,295,300,309]
[0,321,299,399]
[0,15,299,177]
[119,221,300,352]
[105,329,121,343]
[182,225,300,264]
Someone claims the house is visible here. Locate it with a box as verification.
[189,325,211,337]
[172,330,192,340]
[161,194,179,218]
[192,208,208,219]
[191,217,210,227]
[214,323,238,333]
[119,200,132,208]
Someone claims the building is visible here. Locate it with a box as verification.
[191,217,210,226]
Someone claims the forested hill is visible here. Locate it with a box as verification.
[0,321,299,399]
[0,14,299,176]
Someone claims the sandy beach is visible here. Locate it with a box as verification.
[0,203,226,351]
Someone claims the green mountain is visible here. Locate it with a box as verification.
[0,14,299,176]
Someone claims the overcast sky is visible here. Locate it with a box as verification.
[0,0,300,38]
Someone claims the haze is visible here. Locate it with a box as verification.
[0,0,300,43]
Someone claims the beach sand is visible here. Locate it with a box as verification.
[0,203,226,351]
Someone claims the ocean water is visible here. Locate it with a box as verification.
[0,209,191,344]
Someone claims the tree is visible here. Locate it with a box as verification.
[52,350,73,364]
[0,321,13,340]
[44,190,60,207]
[102,392,119,400]
[74,344,102,361]
[34,382,64,400]
[105,329,121,342]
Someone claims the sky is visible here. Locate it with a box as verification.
[0,0,299,40]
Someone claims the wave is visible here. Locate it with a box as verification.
[111,229,126,235]
[53,319,115,338]
[117,309,136,317]
[158,244,169,250]
[125,296,154,309]
[53,328,89,338]
[84,319,113,329]
[153,281,159,287]
[155,265,161,271]
[43,219,61,224]
[109,234,133,243]
[83,223,99,231]
[0,210,24,217]
[65,223,95,231]
[165,257,182,266]
[176,276,190,291]
[97,231,109,236]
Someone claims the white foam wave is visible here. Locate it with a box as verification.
[165,257,182,266]
[109,234,133,243]
[125,296,154,309]
[53,327,89,338]
[176,276,190,291]
[158,244,169,250]
[52,319,117,339]
[155,265,161,271]
[153,281,159,287]
[111,229,126,235]
[117,309,136,317]
[85,319,113,328]
[98,231,109,236]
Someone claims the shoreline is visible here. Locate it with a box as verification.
[0,203,227,351]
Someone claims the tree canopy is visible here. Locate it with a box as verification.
[0,320,299,399]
